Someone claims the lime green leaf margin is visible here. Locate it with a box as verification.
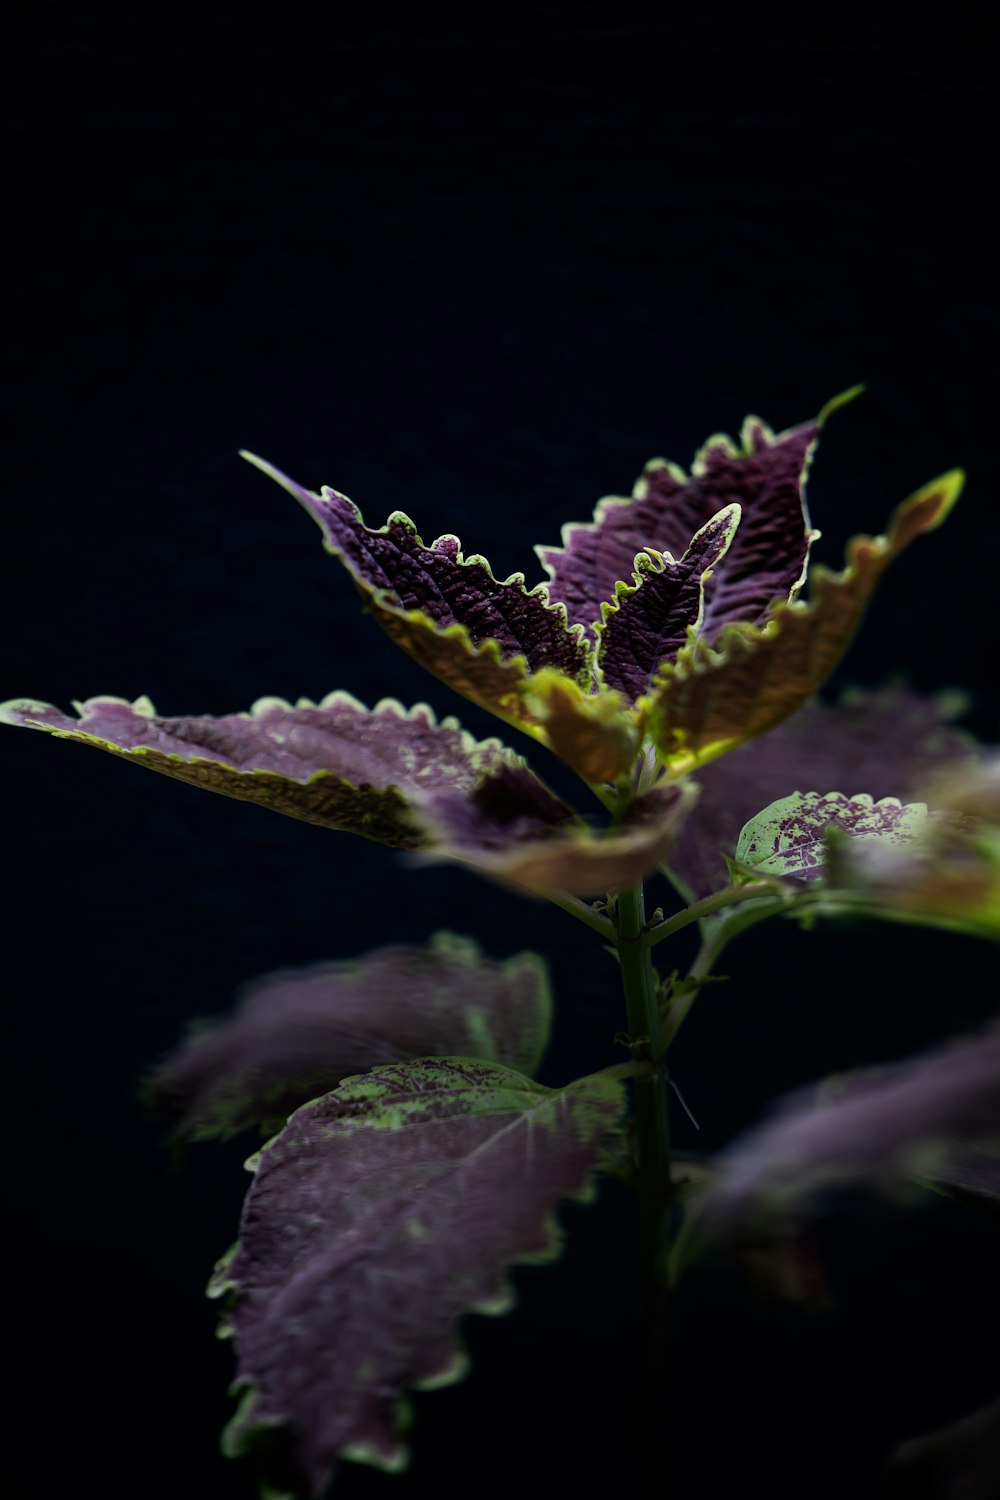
[647,470,963,776]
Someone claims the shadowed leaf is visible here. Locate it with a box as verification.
[150,935,553,1141]
[596,504,741,700]
[704,1025,1000,1231]
[647,470,964,776]
[212,1058,627,1495]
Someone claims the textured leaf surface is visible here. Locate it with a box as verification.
[150,935,552,1141]
[242,454,602,750]
[666,686,981,900]
[0,692,502,846]
[596,504,740,700]
[705,1025,1000,1229]
[646,470,963,776]
[735,790,929,882]
[212,1058,626,1494]
[538,409,828,641]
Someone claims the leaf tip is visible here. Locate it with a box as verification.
[818,384,865,426]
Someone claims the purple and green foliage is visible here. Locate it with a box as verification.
[0,693,690,896]
[243,395,962,783]
[149,934,553,1141]
[666,685,980,900]
[734,790,930,882]
[210,1058,626,1495]
[5,397,995,1496]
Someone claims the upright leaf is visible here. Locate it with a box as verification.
[596,504,741,700]
[537,404,838,640]
[212,1058,627,1495]
[647,470,963,776]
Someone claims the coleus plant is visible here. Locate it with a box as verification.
[4,393,1000,1498]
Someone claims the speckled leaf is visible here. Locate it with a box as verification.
[647,470,964,776]
[735,790,930,882]
[150,934,553,1141]
[211,1058,627,1495]
[596,504,740,701]
[537,399,851,642]
[241,454,599,753]
[666,686,981,900]
[823,779,1000,940]
[705,1025,1000,1230]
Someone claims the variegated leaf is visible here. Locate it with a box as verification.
[537,396,857,642]
[735,790,930,882]
[666,686,981,901]
[212,1058,626,1494]
[240,454,604,752]
[596,504,740,701]
[647,470,964,776]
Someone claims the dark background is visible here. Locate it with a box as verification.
[3,8,998,1498]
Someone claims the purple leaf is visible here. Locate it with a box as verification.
[241,454,598,748]
[734,790,930,882]
[596,504,741,701]
[211,1058,626,1494]
[149,934,552,1141]
[667,686,982,900]
[537,403,838,641]
[0,692,493,847]
[0,692,690,898]
[648,469,964,777]
[705,1024,1000,1231]
[423,776,697,897]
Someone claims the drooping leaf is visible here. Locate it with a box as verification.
[537,404,841,641]
[647,469,964,776]
[704,1024,1000,1231]
[666,685,981,900]
[734,790,930,882]
[596,504,741,701]
[149,934,553,1141]
[422,775,698,896]
[211,1058,627,1495]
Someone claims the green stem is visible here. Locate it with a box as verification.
[642,880,789,947]
[547,890,615,940]
[615,883,671,1406]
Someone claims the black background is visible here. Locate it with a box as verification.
[3,9,998,1498]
